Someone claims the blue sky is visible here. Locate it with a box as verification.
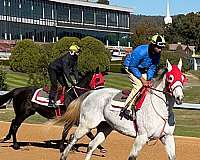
[110,0,200,16]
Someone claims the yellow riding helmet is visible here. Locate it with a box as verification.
[151,34,166,47]
[69,44,80,52]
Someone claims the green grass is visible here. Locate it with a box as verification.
[0,109,47,124]
[184,86,200,103]
[5,72,29,89]
[174,109,200,138]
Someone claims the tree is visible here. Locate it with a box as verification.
[130,15,164,47]
[97,0,109,5]
[164,12,200,51]
[10,39,41,73]
[51,37,80,61]
[0,70,7,90]
[28,43,54,87]
[78,36,111,73]
[158,50,189,72]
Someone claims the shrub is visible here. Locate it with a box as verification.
[52,37,80,61]
[78,36,111,73]
[159,51,189,72]
[10,39,41,73]
[0,70,7,90]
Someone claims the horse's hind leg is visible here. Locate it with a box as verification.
[86,131,107,153]
[160,135,176,160]
[59,124,69,152]
[128,134,148,160]
[10,112,33,150]
[2,119,16,142]
[60,126,90,160]
[85,122,113,160]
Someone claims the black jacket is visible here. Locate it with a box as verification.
[49,52,79,84]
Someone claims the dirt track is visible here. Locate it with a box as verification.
[0,121,200,160]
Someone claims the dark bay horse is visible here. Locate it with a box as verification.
[0,72,105,152]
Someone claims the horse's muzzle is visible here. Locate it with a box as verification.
[175,96,183,105]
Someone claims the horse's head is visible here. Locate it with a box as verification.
[165,59,186,104]
[77,71,105,90]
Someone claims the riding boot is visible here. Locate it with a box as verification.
[48,85,57,108]
[48,99,56,108]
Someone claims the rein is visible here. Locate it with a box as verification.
[144,84,172,145]
[67,86,90,98]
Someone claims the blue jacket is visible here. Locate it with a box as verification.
[124,45,160,80]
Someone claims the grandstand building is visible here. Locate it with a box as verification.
[0,0,132,46]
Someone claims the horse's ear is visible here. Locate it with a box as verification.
[166,59,172,71]
[178,58,182,71]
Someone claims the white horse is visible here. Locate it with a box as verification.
[57,59,185,160]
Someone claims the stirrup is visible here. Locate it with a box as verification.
[119,108,133,120]
[48,100,56,108]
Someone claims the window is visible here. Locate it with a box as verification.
[84,7,94,24]
[0,0,4,15]
[10,0,19,17]
[21,0,32,18]
[44,2,52,19]
[0,21,4,39]
[118,12,129,28]
[56,3,69,21]
[33,0,43,19]
[4,0,10,16]
[107,11,117,27]
[70,5,82,23]
[96,9,106,26]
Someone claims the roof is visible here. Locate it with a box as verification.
[168,44,195,51]
[0,40,16,52]
[49,0,133,12]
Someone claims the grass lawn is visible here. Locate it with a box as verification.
[6,71,29,89]
[174,109,200,138]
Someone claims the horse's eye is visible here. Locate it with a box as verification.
[168,75,174,83]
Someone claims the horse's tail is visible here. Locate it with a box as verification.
[0,89,17,107]
[51,91,92,131]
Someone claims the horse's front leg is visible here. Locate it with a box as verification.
[128,134,148,160]
[160,134,176,160]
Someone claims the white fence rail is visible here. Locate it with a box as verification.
[0,91,200,110]
[175,103,200,110]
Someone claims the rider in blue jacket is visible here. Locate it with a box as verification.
[123,34,166,113]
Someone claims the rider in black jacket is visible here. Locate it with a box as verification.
[48,44,80,108]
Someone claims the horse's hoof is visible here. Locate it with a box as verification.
[100,148,107,154]
[59,144,65,153]
[13,144,20,150]
[1,136,11,142]
[46,141,52,146]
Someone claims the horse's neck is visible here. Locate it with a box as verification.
[140,75,168,118]
[154,74,166,92]
[154,74,175,111]
[78,74,92,88]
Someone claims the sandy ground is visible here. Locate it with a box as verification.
[0,121,200,160]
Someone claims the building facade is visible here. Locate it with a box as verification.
[0,0,132,46]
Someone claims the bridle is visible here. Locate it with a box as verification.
[146,65,185,143]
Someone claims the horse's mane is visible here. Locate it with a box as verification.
[77,71,93,87]
[152,68,168,88]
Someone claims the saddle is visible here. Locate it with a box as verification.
[110,87,148,120]
[31,86,64,106]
